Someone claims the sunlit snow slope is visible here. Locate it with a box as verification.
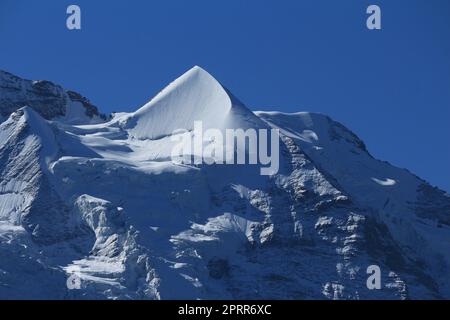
[0,66,449,300]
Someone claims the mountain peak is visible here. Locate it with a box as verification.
[125,66,261,140]
[186,64,208,75]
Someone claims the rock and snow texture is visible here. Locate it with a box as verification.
[0,66,449,300]
[121,66,263,140]
[0,70,108,125]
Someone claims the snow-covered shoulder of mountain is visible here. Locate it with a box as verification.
[1,66,449,300]
[256,111,450,286]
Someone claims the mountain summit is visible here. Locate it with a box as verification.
[0,67,449,299]
[120,66,264,140]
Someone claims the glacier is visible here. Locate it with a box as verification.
[0,66,449,300]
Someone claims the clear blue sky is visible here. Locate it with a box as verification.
[0,0,449,192]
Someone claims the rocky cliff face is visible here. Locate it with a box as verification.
[0,70,107,123]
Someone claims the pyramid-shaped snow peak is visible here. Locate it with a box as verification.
[124,66,263,140]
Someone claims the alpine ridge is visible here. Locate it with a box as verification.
[0,66,449,300]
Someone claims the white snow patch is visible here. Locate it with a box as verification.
[371,177,397,186]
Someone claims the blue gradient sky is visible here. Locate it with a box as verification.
[0,0,449,191]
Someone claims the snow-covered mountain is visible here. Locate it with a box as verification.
[0,66,449,300]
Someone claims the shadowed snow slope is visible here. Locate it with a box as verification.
[0,67,449,300]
